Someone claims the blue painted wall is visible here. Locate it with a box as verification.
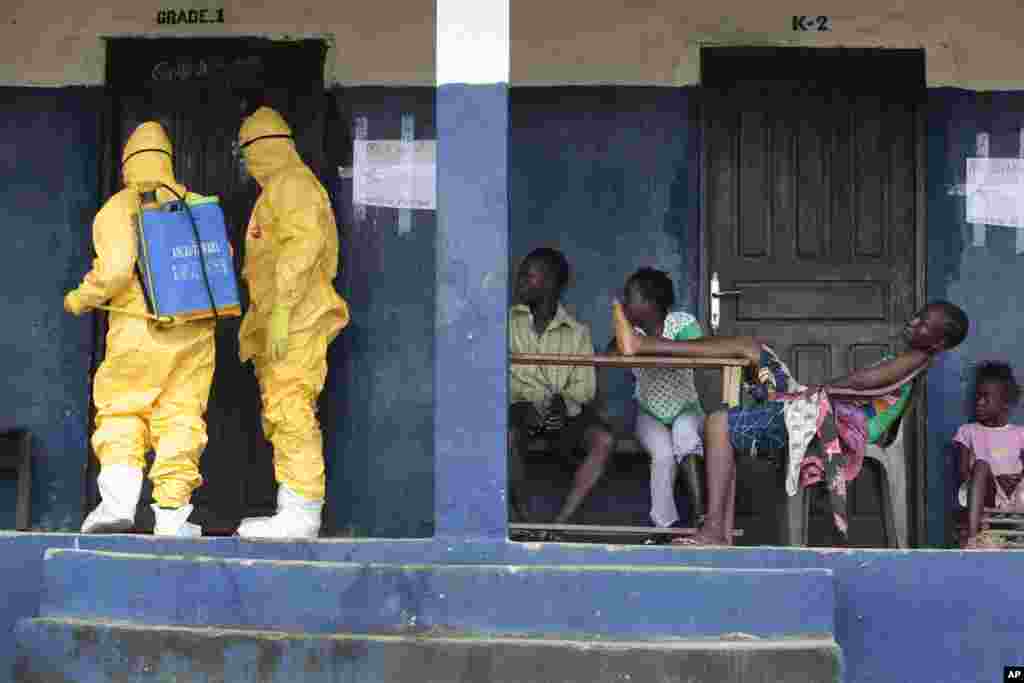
[925,89,1024,547]
[434,84,510,539]
[325,86,436,538]
[509,87,701,426]
[0,87,99,531]
[4,534,1024,683]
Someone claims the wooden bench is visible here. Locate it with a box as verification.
[508,352,747,542]
[512,523,743,541]
[980,507,1024,548]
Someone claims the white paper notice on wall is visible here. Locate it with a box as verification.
[353,140,436,211]
[965,157,1024,229]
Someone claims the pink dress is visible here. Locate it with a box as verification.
[955,423,1024,509]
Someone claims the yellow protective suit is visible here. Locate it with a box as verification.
[67,122,216,509]
[238,107,349,503]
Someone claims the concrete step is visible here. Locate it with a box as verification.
[39,549,836,640]
[14,617,843,683]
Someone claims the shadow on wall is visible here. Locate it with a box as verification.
[509,86,701,431]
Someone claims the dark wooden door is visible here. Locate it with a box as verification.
[96,38,328,533]
[701,48,925,546]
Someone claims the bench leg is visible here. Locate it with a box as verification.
[722,367,742,408]
[15,433,31,531]
[681,455,705,525]
[784,488,808,547]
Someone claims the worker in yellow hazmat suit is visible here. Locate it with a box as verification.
[64,121,216,537]
[235,107,349,539]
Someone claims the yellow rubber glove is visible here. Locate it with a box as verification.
[64,290,89,316]
[267,305,290,362]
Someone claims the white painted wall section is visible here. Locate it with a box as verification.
[437,0,509,85]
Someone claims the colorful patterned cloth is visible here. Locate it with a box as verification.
[730,346,911,538]
[783,395,869,537]
[727,401,788,457]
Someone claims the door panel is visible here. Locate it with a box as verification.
[702,48,925,546]
[96,38,328,533]
[734,281,888,321]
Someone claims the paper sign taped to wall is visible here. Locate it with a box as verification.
[966,157,1024,228]
[353,140,436,210]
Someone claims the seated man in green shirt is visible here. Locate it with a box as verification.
[509,248,615,531]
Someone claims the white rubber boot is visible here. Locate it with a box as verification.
[80,464,143,534]
[236,484,323,540]
[152,504,202,538]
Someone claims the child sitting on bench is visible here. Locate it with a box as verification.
[955,361,1024,549]
[617,268,707,541]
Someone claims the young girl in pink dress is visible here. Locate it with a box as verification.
[955,361,1024,549]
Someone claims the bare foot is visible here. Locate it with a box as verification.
[672,529,730,547]
[977,531,1004,549]
[612,300,639,355]
[964,531,1005,549]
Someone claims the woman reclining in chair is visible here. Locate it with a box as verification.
[612,300,969,546]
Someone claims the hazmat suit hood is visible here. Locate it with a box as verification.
[238,107,303,186]
[121,122,185,200]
